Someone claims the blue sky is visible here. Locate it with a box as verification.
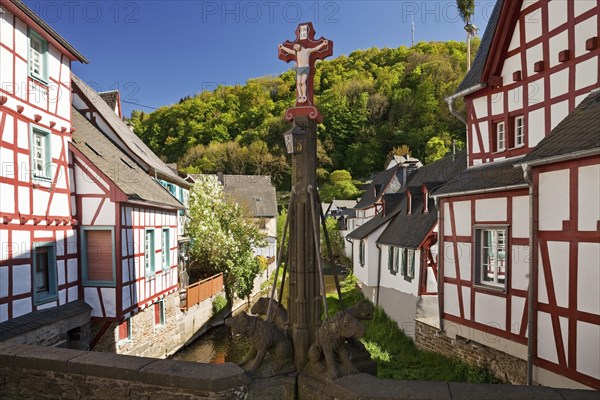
[25,0,494,116]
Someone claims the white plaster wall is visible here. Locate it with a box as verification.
[85,287,102,317]
[508,22,520,52]
[575,15,598,57]
[575,57,598,91]
[502,55,520,86]
[12,297,32,318]
[527,107,545,145]
[578,164,600,231]
[511,245,530,291]
[473,97,488,119]
[462,286,471,320]
[510,296,527,335]
[538,169,569,231]
[475,197,507,222]
[453,201,472,236]
[526,44,544,78]
[512,196,529,238]
[574,0,597,17]
[550,68,569,98]
[474,292,506,330]
[548,30,569,69]
[577,242,600,315]
[380,245,420,296]
[491,91,504,116]
[443,202,451,235]
[507,86,524,112]
[93,200,116,226]
[547,241,570,308]
[471,123,480,154]
[443,283,460,317]
[576,321,600,380]
[524,7,542,43]
[547,0,567,32]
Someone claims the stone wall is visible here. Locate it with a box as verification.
[0,344,248,400]
[414,319,527,385]
[94,289,222,358]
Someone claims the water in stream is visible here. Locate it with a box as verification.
[173,274,345,364]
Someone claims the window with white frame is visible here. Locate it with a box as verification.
[359,240,365,267]
[145,229,155,276]
[496,121,506,151]
[514,116,525,147]
[475,227,507,289]
[29,30,48,82]
[33,243,57,304]
[161,228,170,270]
[31,126,51,180]
[388,246,401,275]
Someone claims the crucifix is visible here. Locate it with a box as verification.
[278,22,333,123]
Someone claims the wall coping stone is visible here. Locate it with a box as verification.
[298,373,600,400]
[0,344,249,393]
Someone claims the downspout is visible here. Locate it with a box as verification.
[522,163,535,386]
[445,83,486,125]
[375,243,383,306]
[346,236,354,274]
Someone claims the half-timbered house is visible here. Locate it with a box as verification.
[424,0,600,388]
[70,108,184,356]
[0,0,90,342]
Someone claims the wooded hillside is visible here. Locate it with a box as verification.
[130,40,478,188]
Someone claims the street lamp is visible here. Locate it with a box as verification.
[283,124,306,155]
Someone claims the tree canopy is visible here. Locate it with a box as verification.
[187,175,265,300]
[130,40,478,187]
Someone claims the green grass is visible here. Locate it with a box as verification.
[327,274,501,383]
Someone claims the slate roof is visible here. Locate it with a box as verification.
[434,157,527,197]
[347,196,403,240]
[71,108,184,209]
[454,0,504,93]
[520,90,600,164]
[377,195,438,249]
[98,91,119,112]
[355,166,400,209]
[9,0,89,63]
[192,174,278,218]
[71,74,190,189]
[404,150,467,192]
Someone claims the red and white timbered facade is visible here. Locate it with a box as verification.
[0,1,87,322]
[466,0,598,166]
[437,0,599,389]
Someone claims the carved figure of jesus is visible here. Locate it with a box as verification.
[279,40,329,103]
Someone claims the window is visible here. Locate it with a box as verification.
[118,318,131,342]
[475,227,507,289]
[33,243,57,304]
[29,30,48,82]
[401,249,416,279]
[82,228,115,286]
[388,247,400,275]
[161,228,170,270]
[145,229,155,276]
[514,116,525,147]
[154,300,165,326]
[496,121,506,151]
[359,240,365,267]
[31,126,51,180]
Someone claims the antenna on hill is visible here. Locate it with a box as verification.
[411,16,415,46]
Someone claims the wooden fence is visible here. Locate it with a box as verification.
[182,273,224,310]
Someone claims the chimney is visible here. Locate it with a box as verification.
[422,184,429,214]
[452,139,456,162]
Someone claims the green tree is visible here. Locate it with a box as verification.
[457,0,477,71]
[319,170,361,203]
[187,175,265,300]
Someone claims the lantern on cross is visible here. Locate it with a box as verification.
[283,124,306,155]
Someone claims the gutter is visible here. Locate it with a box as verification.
[521,164,535,386]
[433,183,529,199]
[445,83,487,125]
[515,148,600,169]
[375,243,383,306]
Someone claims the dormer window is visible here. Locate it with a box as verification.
[422,186,429,214]
[29,30,48,83]
[495,121,506,151]
[514,116,525,147]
